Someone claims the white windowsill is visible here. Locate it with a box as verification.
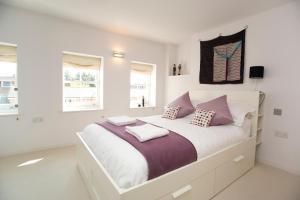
[0,112,19,116]
[63,108,103,113]
[130,106,156,109]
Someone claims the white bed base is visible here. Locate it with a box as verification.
[76,90,260,200]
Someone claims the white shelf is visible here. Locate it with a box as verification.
[256,140,262,145]
[167,74,190,77]
[256,131,262,145]
[256,91,265,146]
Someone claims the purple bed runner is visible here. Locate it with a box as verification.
[96,120,197,180]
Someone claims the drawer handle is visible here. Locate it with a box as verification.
[172,185,192,199]
[233,155,245,163]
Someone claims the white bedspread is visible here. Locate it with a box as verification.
[81,115,251,189]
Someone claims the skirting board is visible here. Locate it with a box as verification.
[256,157,300,176]
[0,142,76,158]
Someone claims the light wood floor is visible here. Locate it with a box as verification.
[0,146,299,200]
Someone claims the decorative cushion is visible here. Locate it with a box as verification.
[196,95,233,126]
[190,109,215,127]
[162,106,181,120]
[169,92,195,118]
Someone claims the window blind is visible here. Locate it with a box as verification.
[63,53,101,70]
[0,44,17,63]
[131,63,153,74]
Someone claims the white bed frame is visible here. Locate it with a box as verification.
[76,90,260,200]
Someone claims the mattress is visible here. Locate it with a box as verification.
[81,114,251,189]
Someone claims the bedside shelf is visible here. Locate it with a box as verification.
[256,139,262,145]
[256,91,265,146]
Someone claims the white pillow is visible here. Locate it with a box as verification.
[228,102,256,126]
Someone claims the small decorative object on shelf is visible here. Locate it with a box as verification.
[172,64,176,76]
[142,96,145,107]
[178,64,182,75]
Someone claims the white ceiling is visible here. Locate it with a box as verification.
[0,0,293,44]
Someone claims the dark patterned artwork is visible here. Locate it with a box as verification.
[200,29,246,84]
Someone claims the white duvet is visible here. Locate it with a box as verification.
[81,115,251,189]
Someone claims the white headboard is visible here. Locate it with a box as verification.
[189,90,260,137]
[190,90,259,109]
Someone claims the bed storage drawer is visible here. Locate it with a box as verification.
[214,139,255,194]
[159,171,214,200]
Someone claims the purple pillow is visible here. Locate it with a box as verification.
[196,95,233,126]
[169,92,195,118]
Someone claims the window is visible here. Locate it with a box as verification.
[130,61,156,108]
[0,43,18,115]
[63,52,103,112]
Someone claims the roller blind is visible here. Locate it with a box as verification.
[131,63,153,74]
[63,53,101,70]
[0,44,17,63]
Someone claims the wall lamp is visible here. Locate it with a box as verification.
[249,65,265,92]
[113,51,124,58]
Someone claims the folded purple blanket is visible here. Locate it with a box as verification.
[96,120,197,180]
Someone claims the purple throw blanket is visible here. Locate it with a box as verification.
[96,120,197,180]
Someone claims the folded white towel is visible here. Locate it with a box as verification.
[126,124,169,142]
[107,116,137,126]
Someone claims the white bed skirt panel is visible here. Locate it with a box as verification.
[76,133,256,200]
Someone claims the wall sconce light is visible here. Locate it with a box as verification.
[249,65,264,91]
[249,66,264,79]
[113,51,124,58]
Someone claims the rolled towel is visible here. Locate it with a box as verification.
[107,116,137,126]
[126,124,169,142]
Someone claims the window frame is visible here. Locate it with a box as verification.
[0,42,19,116]
[129,60,156,109]
[62,51,104,112]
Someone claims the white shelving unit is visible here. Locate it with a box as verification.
[256,91,265,145]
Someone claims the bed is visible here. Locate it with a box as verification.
[76,90,259,200]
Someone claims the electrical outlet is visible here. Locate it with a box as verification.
[274,130,288,139]
[32,117,43,123]
[273,108,282,116]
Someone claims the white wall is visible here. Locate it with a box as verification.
[0,4,167,157]
[170,1,300,175]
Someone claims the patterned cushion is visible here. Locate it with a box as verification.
[162,106,181,120]
[190,109,215,127]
